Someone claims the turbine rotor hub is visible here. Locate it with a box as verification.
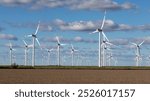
[32,34,36,38]
[98,29,102,32]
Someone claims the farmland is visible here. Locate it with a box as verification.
[0,66,150,84]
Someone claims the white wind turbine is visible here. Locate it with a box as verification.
[104,46,112,66]
[23,40,32,66]
[27,22,41,67]
[131,41,144,66]
[108,52,113,66]
[56,36,66,66]
[101,36,113,66]
[46,48,53,65]
[9,42,15,65]
[70,44,78,66]
[90,11,106,67]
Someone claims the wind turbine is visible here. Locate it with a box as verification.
[56,36,66,66]
[27,22,41,67]
[70,44,78,66]
[23,40,31,66]
[90,11,106,67]
[101,36,113,66]
[131,41,144,66]
[9,42,15,65]
[46,48,53,65]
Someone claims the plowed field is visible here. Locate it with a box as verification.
[0,69,150,84]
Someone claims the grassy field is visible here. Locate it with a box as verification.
[1,65,150,70]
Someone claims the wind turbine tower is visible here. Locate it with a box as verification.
[131,41,144,66]
[56,36,66,66]
[9,42,15,65]
[27,22,41,67]
[71,44,78,66]
[46,48,53,65]
[23,40,30,66]
[90,11,106,67]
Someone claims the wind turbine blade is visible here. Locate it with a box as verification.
[74,49,78,52]
[28,44,33,48]
[61,44,67,46]
[102,31,109,41]
[9,41,13,49]
[101,43,105,47]
[9,42,12,48]
[71,44,74,49]
[35,38,41,47]
[100,11,106,29]
[46,48,53,52]
[106,47,111,51]
[50,48,53,51]
[34,22,40,35]
[12,49,16,51]
[27,35,32,37]
[139,41,145,46]
[106,41,113,46]
[23,40,27,46]
[90,30,98,34]
[56,36,60,44]
[131,43,137,46]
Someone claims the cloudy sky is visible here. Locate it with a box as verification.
[0,0,150,66]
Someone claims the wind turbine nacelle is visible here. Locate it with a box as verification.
[98,29,102,32]
[104,47,107,50]
[103,40,106,43]
[32,34,37,38]
[72,49,74,51]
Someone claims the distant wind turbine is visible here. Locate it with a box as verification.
[27,21,41,67]
[131,41,144,66]
[23,40,32,66]
[70,44,78,66]
[101,35,113,66]
[9,42,15,65]
[46,48,53,65]
[56,36,66,66]
[90,11,106,67]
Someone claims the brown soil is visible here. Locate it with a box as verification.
[0,69,150,84]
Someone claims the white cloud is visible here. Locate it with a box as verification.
[0,33,18,40]
[6,19,150,32]
[58,20,96,31]
[0,0,32,6]
[74,36,83,42]
[6,21,53,32]
[137,24,150,31]
[54,19,133,32]
[0,0,136,11]
[71,0,136,11]
[111,38,129,45]
[111,36,150,46]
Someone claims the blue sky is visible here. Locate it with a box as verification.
[0,0,150,66]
